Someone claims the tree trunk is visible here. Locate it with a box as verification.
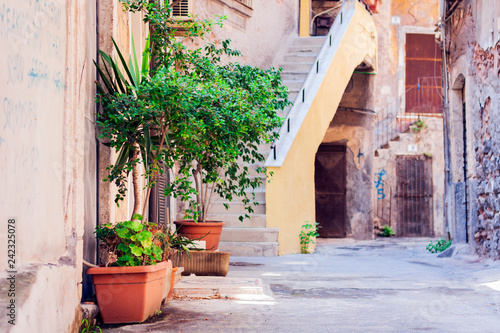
[131,145,142,220]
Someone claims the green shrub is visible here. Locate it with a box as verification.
[426,238,452,253]
[378,225,395,237]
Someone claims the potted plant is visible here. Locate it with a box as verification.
[93,0,289,281]
[170,35,291,252]
[87,215,169,324]
[115,1,290,253]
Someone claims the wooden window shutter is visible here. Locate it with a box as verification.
[405,33,443,114]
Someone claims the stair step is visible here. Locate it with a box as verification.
[280,62,313,72]
[206,213,266,228]
[283,80,304,91]
[283,54,318,63]
[287,45,323,54]
[282,72,308,81]
[291,36,326,46]
[218,241,278,257]
[220,227,278,242]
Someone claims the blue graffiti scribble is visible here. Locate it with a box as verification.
[357,148,364,164]
[374,169,387,200]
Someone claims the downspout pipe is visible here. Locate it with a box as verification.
[440,0,452,240]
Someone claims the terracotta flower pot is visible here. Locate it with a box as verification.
[162,260,173,301]
[174,220,225,251]
[167,266,179,301]
[87,261,168,324]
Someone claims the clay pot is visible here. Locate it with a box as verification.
[174,220,225,251]
[167,266,179,301]
[87,261,168,324]
[162,260,173,301]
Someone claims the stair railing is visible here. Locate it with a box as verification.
[269,0,356,162]
[375,76,443,151]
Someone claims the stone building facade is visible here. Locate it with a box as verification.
[441,0,500,259]
[370,0,445,238]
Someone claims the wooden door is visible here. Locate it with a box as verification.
[315,145,346,237]
[396,155,433,236]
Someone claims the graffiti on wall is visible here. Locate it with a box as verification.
[374,169,387,200]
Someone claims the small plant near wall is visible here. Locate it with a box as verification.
[300,222,321,254]
[411,119,427,133]
[80,319,102,333]
[426,238,452,253]
[378,225,395,237]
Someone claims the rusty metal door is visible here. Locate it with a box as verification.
[315,145,346,237]
[396,155,433,236]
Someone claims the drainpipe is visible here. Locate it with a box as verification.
[440,0,452,239]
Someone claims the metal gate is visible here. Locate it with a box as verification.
[396,155,434,236]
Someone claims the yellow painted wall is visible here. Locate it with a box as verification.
[299,0,310,37]
[266,1,377,255]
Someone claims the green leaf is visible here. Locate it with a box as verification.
[130,244,143,256]
[116,228,131,239]
[131,214,144,221]
[117,243,130,253]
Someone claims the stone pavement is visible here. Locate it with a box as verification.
[102,238,500,332]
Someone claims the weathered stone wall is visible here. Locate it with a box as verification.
[445,0,500,258]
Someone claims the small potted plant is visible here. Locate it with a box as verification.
[87,214,169,324]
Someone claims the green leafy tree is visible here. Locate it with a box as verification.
[96,0,291,223]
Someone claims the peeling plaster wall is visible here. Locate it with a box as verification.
[372,0,444,238]
[0,0,95,331]
[445,0,500,258]
[373,0,440,111]
[192,0,299,69]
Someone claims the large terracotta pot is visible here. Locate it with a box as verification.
[174,220,225,251]
[87,261,168,324]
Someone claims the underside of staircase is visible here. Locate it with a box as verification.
[216,36,325,256]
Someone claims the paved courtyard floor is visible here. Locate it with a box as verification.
[103,238,500,332]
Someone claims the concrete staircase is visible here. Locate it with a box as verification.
[216,36,326,256]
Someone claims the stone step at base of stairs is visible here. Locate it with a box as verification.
[220,227,278,243]
[206,213,266,228]
[218,241,278,257]
[173,276,264,298]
